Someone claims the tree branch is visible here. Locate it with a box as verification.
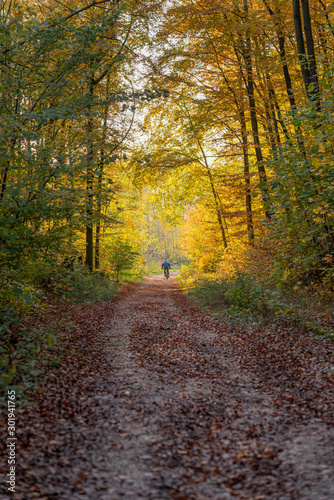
[63,0,116,21]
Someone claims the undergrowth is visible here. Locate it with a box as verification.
[0,261,118,401]
[22,261,118,304]
[178,266,334,339]
[0,315,72,404]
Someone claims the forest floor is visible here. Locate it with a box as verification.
[1,273,334,500]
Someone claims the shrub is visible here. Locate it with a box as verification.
[105,239,140,282]
[19,259,117,303]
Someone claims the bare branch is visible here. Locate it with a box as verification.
[63,0,116,21]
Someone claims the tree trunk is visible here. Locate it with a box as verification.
[300,0,320,108]
[182,104,229,248]
[318,0,334,40]
[95,74,111,269]
[262,0,298,111]
[0,161,9,202]
[253,38,278,151]
[242,0,271,220]
[292,0,313,97]
[85,80,94,272]
[211,44,254,244]
[95,206,101,269]
[239,106,254,245]
[206,166,228,249]
[267,84,282,146]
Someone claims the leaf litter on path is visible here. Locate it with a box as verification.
[0,273,333,499]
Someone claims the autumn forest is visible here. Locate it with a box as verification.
[1,0,334,301]
[1,1,334,498]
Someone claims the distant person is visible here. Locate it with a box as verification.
[161,260,171,279]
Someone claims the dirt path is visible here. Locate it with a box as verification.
[77,274,333,499]
[1,273,334,499]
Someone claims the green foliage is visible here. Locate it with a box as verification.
[0,260,115,398]
[0,0,147,272]
[0,317,72,401]
[179,266,334,337]
[0,266,66,397]
[65,270,117,303]
[106,238,140,282]
[267,93,334,287]
[144,262,164,275]
[179,268,265,315]
[224,271,264,310]
[0,273,39,378]
[20,259,117,303]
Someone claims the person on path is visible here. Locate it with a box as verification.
[161,260,171,278]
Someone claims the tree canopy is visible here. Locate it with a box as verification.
[1,0,334,302]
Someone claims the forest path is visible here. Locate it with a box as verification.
[79,273,333,500]
[2,274,333,500]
